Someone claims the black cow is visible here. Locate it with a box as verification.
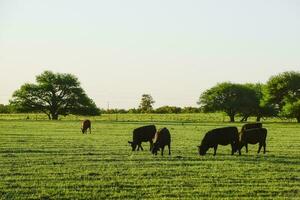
[152,127,171,156]
[198,127,240,156]
[239,128,267,154]
[241,123,262,132]
[128,125,156,151]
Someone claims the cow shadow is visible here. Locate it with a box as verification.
[195,152,300,165]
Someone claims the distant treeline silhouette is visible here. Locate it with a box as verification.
[1,70,300,122]
[100,106,201,114]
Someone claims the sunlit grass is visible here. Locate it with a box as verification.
[0,115,299,199]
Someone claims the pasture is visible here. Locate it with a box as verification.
[0,114,299,199]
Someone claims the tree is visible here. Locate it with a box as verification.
[198,82,258,122]
[10,71,100,120]
[155,106,182,114]
[240,83,276,122]
[281,98,300,122]
[138,94,155,113]
[265,71,300,122]
[181,107,201,113]
[128,108,141,114]
[181,106,201,113]
[0,104,12,113]
[102,108,127,114]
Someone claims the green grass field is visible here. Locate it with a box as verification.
[0,114,299,199]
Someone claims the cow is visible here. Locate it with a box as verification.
[128,125,156,151]
[241,123,262,132]
[152,127,171,156]
[198,126,240,156]
[81,120,91,134]
[238,128,267,154]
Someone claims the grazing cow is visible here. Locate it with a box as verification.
[128,125,156,151]
[239,128,267,154]
[241,123,262,132]
[152,127,171,156]
[81,120,91,134]
[198,127,240,156]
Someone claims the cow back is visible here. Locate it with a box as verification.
[133,125,156,143]
[202,126,239,146]
[153,127,171,145]
[241,123,262,132]
[241,128,267,144]
[82,120,91,129]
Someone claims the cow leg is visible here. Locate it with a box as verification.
[263,142,266,154]
[140,145,144,151]
[161,146,165,156]
[258,143,262,154]
[168,144,171,155]
[149,141,153,151]
[137,144,141,151]
[213,145,218,156]
[231,143,235,155]
[245,143,248,153]
[237,143,242,155]
[239,143,244,155]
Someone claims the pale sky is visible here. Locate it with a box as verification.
[0,0,299,109]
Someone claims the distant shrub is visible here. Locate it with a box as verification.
[155,106,182,114]
[0,104,13,113]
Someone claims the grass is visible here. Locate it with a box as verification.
[0,114,299,199]
[0,113,298,123]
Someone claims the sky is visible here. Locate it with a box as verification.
[0,0,299,109]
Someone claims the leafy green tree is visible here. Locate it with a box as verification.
[138,94,155,113]
[128,108,141,114]
[0,104,12,113]
[198,82,258,122]
[238,83,260,122]
[10,71,100,120]
[240,83,276,122]
[181,107,201,113]
[281,98,300,122]
[265,71,300,122]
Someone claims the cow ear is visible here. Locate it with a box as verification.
[128,141,132,144]
[197,145,200,148]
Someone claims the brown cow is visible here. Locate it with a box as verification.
[239,128,267,154]
[152,127,171,156]
[81,120,91,134]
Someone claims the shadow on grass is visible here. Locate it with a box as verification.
[123,151,300,166]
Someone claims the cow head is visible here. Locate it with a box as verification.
[151,143,159,155]
[233,142,239,152]
[81,128,85,134]
[128,141,137,151]
[234,142,242,152]
[198,145,208,155]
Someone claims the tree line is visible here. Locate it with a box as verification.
[1,70,299,122]
[199,71,300,122]
[100,106,201,114]
[101,94,201,114]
